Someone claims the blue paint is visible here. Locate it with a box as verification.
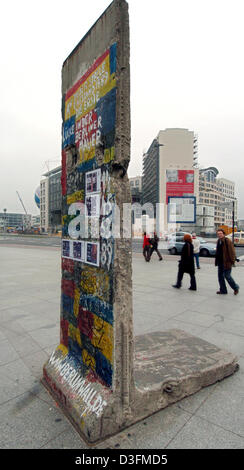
[95,88,116,148]
[68,337,82,358]
[77,158,97,174]
[95,350,113,387]
[62,116,76,148]
[80,295,113,326]
[62,294,74,316]
[81,333,96,357]
[109,43,117,75]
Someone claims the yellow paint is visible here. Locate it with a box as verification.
[79,147,96,164]
[65,51,116,120]
[82,349,96,371]
[80,270,97,295]
[68,324,82,347]
[80,267,110,302]
[80,418,85,430]
[91,315,113,363]
[73,288,80,318]
[67,190,84,205]
[56,344,68,357]
[104,146,115,164]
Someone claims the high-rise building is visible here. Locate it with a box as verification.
[142,128,199,231]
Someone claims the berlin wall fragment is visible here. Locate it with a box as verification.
[42,0,239,444]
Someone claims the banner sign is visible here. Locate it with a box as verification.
[166,169,194,203]
[168,196,196,223]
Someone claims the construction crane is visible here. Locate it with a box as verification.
[44,159,60,173]
[16,191,30,230]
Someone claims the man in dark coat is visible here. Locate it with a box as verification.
[148,232,163,261]
[172,234,197,290]
[215,229,239,295]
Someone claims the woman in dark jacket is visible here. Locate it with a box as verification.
[172,234,197,290]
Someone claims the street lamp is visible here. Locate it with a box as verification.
[3,208,7,233]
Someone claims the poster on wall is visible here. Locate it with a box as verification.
[86,169,101,194]
[73,240,85,262]
[168,196,196,223]
[85,241,100,266]
[166,169,194,203]
[62,239,72,258]
[85,194,100,217]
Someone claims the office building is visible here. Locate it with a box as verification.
[0,212,31,230]
[142,128,199,232]
[199,168,237,230]
[40,166,62,232]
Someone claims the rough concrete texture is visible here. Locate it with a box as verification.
[43,0,134,443]
[132,330,238,420]
[42,0,238,444]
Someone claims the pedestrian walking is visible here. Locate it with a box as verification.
[143,232,151,262]
[192,232,201,269]
[215,228,239,295]
[172,234,197,290]
[148,232,163,261]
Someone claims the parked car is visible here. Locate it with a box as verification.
[167,231,189,241]
[168,236,216,256]
[227,232,244,246]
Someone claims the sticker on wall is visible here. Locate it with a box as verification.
[85,194,100,218]
[86,242,100,267]
[86,169,101,194]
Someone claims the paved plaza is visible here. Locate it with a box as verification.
[0,245,244,449]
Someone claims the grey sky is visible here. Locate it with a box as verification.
[1,0,244,217]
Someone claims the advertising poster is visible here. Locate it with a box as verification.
[168,196,196,223]
[166,169,194,203]
[86,169,101,194]
[86,242,100,266]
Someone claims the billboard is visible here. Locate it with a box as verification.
[166,169,194,203]
[168,196,196,223]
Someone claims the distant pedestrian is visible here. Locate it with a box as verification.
[149,232,163,261]
[215,229,239,295]
[192,232,201,269]
[143,232,151,262]
[172,234,197,290]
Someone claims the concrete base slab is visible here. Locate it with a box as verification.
[42,329,239,445]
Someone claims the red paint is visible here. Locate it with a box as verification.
[61,150,67,195]
[78,307,94,339]
[62,257,74,273]
[60,318,69,347]
[61,279,75,298]
[43,369,68,408]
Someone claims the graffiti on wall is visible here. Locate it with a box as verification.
[48,43,117,401]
